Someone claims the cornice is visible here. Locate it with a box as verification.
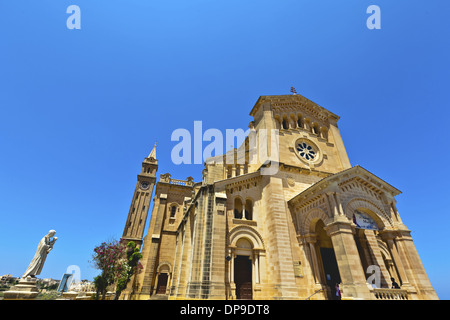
[250,95,340,123]
[214,171,261,190]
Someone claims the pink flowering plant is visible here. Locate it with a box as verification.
[90,239,142,300]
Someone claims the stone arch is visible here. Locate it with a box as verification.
[300,207,331,236]
[311,122,320,135]
[244,198,254,220]
[234,196,244,219]
[228,225,265,295]
[345,198,392,229]
[157,261,172,274]
[296,113,303,129]
[169,203,178,218]
[289,113,297,128]
[377,239,392,261]
[280,114,290,130]
[155,262,172,296]
[228,225,265,250]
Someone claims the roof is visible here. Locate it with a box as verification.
[249,94,340,122]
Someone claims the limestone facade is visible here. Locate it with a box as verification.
[121,94,438,300]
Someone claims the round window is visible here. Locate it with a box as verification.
[296,141,317,161]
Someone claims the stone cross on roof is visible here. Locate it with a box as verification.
[290,87,297,95]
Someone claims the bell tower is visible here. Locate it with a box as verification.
[121,143,158,248]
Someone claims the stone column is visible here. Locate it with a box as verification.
[229,251,236,300]
[305,234,321,285]
[302,118,308,130]
[324,182,344,217]
[363,230,391,288]
[393,229,438,299]
[326,193,340,217]
[253,250,260,284]
[325,216,372,300]
[381,231,411,289]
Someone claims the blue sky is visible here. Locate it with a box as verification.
[1,0,449,299]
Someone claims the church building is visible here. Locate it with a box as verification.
[120,93,438,300]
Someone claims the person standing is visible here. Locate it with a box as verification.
[335,283,341,300]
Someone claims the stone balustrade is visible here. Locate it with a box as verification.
[160,173,194,186]
[372,288,408,300]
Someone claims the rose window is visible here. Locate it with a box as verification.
[296,142,316,161]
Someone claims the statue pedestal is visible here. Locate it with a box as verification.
[3,277,39,300]
[62,291,79,300]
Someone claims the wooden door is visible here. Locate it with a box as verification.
[234,255,252,300]
[156,273,168,294]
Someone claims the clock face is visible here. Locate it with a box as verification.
[140,182,150,190]
[296,142,317,161]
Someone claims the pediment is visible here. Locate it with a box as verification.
[288,165,401,208]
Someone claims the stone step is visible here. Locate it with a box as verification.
[150,294,169,300]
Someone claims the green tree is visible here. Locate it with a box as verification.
[114,241,143,300]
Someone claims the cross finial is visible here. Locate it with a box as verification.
[290,87,297,95]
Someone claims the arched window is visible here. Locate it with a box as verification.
[274,116,282,130]
[297,117,302,129]
[234,198,243,219]
[282,118,288,130]
[322,127,328,140]
[312,124,319,135]
[170,205,177,218]
[245,199,253,220]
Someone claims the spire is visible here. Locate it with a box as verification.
[148,142,157,159]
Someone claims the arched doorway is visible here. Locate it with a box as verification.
[228,226,265,300]
[315,220,341,300]
[155,264,171,295]
[351,208,393,288]
[234,238,253,300]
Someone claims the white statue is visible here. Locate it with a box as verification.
[22,230,58,278]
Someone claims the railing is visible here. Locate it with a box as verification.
[169,179,188,186]
[160,173,194,186]
[305,289,323,300]
[372,288,408,300]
